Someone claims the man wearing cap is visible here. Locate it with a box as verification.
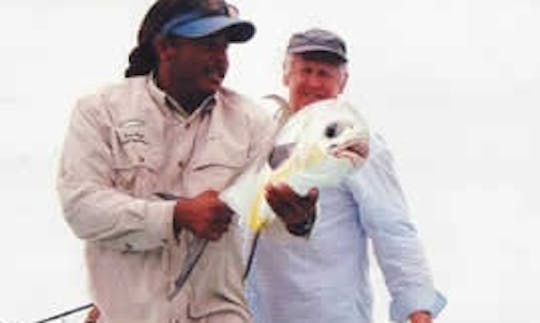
[57,1,316,322]
[248,28,447,323]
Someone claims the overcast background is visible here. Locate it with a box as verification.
[1,1,539,322]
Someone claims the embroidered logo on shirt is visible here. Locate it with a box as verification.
[118,119,149,145]
[119,119,145,128]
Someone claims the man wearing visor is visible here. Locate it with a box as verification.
[58,1,316,322]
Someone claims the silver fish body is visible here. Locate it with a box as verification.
[221,98,370,232]
[161,98,370,298]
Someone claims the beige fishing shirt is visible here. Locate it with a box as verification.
[57,75,272,323]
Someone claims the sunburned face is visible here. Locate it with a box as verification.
[284,54,348,112]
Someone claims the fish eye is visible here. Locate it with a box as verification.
[325,122,340,138]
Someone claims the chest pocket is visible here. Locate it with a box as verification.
[189,135,250,192]
[112,126,159,197]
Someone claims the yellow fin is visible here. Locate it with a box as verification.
[248,189,267,231]
[247,145,324,232]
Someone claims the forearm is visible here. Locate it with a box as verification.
[59,178,176,252]
[369,212,446,321]
[346,135,446,321]
[366,205,447,321]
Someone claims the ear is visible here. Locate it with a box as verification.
[338,70,349,94]
[282,59,290,87]
[154,36,177,63]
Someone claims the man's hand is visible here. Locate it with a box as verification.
[409,311,432,323]
[265,183,318,235]
[173,190,233,241]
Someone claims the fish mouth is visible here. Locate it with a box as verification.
[330,137,370,166]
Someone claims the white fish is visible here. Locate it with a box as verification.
[160,98,370,299]
[220,97,370,234]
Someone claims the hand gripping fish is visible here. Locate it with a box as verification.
[158,98,370,299]
[219,97,370,278]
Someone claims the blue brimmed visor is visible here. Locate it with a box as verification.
[161,8,255,42]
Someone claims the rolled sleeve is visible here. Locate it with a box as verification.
[390,287,447,322]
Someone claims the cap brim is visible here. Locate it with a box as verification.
[288,44,347,62]
[167,16,255,42]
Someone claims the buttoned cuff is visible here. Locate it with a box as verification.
[390,287,447,322]
[145,200,177,247]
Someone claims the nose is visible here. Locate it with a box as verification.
[305,74,322,89]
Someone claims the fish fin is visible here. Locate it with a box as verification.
[268,142,296,170]
[248,190,267,231]
[262,94,289,113]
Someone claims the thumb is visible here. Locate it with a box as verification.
[306,187,319,205]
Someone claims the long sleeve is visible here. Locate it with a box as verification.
[345,134,446,322]
[57,97,176,252]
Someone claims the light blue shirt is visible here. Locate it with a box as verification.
[248,133,447,323]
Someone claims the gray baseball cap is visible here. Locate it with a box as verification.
[287,28,347,62]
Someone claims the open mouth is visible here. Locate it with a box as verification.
[343,138,369,158]
[331,137,370,166]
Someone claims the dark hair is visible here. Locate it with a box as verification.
[125,0,193,77]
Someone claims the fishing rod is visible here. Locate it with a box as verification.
[34,303,93,323]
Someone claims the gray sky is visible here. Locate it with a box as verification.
[1,1,539,322]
